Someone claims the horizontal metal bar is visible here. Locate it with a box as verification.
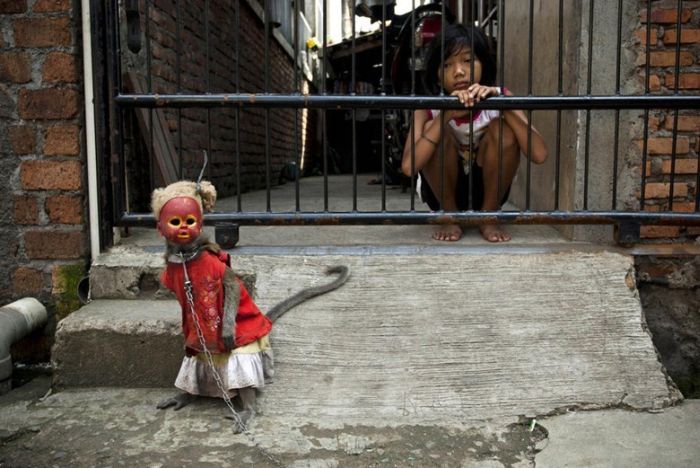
[115,93,700,110]
[121,211,700,227]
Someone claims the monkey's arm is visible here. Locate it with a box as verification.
[221,267,240,350]
[266,265,350,322]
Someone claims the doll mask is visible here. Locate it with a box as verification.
[157,196,203,245]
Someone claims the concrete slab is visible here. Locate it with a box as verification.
[55,251,679,423]
[535,401,700,467]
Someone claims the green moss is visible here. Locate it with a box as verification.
[53,264,86,322]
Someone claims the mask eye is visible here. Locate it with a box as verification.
[168,217,181,227]
[185,216,197,226]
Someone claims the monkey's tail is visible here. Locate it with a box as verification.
[265,265,350,323]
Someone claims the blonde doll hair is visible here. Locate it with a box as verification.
[151,180,217,219]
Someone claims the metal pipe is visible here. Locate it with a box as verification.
[120,210,700,227]
[81,0,100,262]
[114,93,700,110]
[0,298,48,391]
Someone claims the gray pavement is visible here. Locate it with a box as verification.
[1,376,698,467]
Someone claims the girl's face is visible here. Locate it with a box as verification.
[157,196,203,245]
[438,47,483,93]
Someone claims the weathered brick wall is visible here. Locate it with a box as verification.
[1,0,86,358]
[635,1,700,241]
[128,0,316,201]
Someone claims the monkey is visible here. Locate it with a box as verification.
[151,180,349,432]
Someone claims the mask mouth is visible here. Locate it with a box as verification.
[177,232,191,239]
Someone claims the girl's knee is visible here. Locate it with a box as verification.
[486,119,517,150]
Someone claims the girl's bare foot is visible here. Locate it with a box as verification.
[479,224,511,242]
[432,224,463,242]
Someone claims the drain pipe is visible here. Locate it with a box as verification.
[0,298,48,392]
[81,0,101,262]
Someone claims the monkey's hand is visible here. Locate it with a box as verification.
[156,392,194,410]
[222,267,240,351]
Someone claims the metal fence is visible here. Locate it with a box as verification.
[95,0,700,246]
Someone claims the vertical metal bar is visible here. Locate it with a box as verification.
[668,0,683,211]
[497,0,504,209]
[322,0,328,211]
[264,0,271,212]
[235,0,242,211]
[176,0,183,179]
[294,0,300,211]
[468,0,475,211]
[380,1,387,210]
[526,0,534,210]
[145,0,154,190]
[640,0,652,210]
[554,0,563,210]
[351,1,357,212]
[109,0,126,219]
[439,0,445,210]
[583,0,594,211]
[409,0,416,211]
[205,0,212,181]
[611,0,623,210]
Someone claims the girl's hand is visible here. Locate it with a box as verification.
[453,85,500,108]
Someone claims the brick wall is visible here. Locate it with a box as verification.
[126,0,316,203]
[635,1,700,241]
[0,0,86,357]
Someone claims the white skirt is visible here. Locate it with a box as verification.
[174,337,273,398]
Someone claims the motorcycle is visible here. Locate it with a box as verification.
[354,1,454,186]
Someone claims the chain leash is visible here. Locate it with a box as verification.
[179,254,285,467]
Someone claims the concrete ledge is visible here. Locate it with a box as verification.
[52,300,183,388]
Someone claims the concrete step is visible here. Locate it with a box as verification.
[53,251,681,425]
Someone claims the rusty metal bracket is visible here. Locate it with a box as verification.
[215,222,240,249]
[614,221,641,246]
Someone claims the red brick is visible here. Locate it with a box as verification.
[635,27,660,45]
[640,225,681,239]
[12,267,45,294]
[640,50,694,67]
[33,0,70,12]
[42,52,79,83]
[668,202,697,213]
[8,125,36,154]
[638,137,690,155]
[20,160,82,190]
[643,182,689,199]
[18,88,80,120]
[46,195,82,224]
[24,230,84,259]
[13,17,71,48]
[648,73,662,91]
[44,124,80,156]
[664,115,700,132]
[13,195,39,224]
[0,0,26,14]
[0,52,31,83]
[661,159,698,175]
[664,73,700,90]
[641,8,693,24]
[663,28,700,45]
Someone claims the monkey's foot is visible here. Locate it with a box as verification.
[156,392,194,411]
[226,409,254,434]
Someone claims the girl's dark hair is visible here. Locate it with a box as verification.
[425,24,497,94]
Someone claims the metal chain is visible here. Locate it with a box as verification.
[179,254,285,467]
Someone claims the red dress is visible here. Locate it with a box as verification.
[161,250,272,354]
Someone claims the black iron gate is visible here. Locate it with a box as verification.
[92,0,700,248]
